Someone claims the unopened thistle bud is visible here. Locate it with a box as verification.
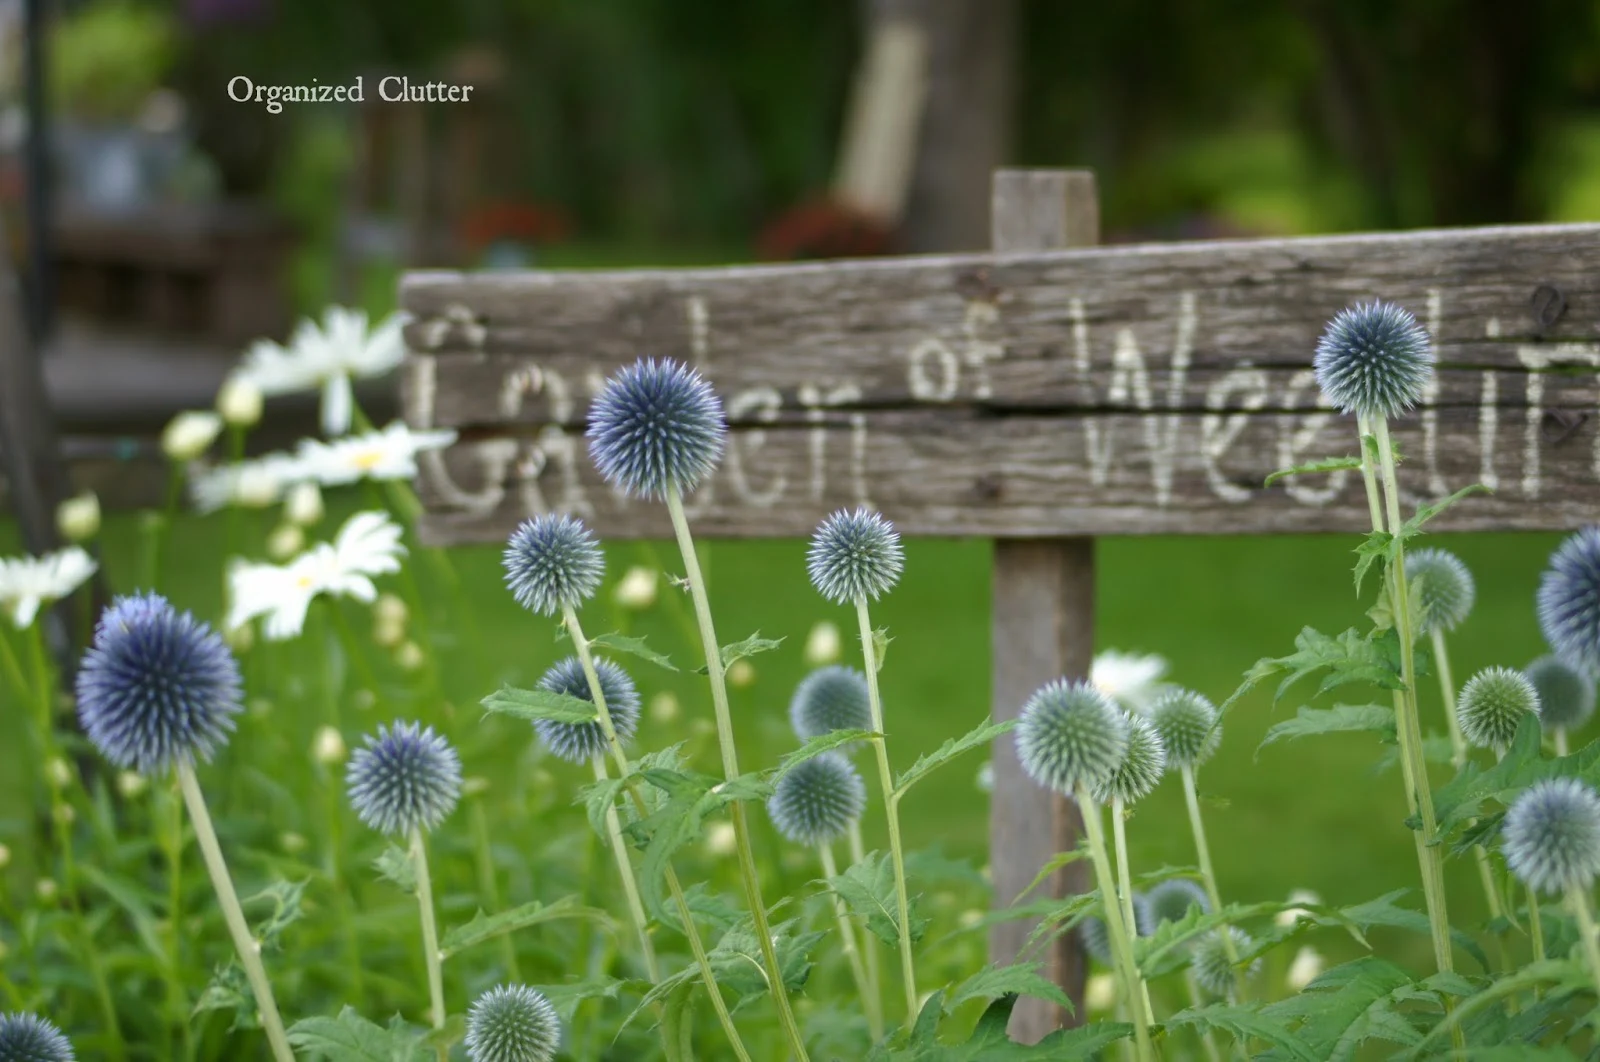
[1146,689,1221,770]
[789,665,873,746]
[503,515,605,617]
[1458,666,1540,751]
[1406,548,1475,634]
[586,358,725,499]
[1092,712,1167,804]
[807,507,904,604]
[1538,527,1600,674]
[767,753,866,846]
[1312,300,1432,420]
[1502,777,1600,895]
[1527,655,1596,735]
[465,983,561,1062]
[346,722,461,836]
[1144,877,1209,927]
[533,657,640,763]
[1015,679,1129,798]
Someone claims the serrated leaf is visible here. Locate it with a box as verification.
[1408,958,1587,1057]
[771,728,879,784]
[481,684,597,724]
[242,878,309,951]
[1353,530,1392,595]
[895,717,1016,798]
[1339,890,1488,971]
[1256,704,1395,757]
[439,895,612,960]
[532,976,629,1021]
[628,768,772,923]
[709,916,822,1004]
[1265,455,1363,488]
[1224,627,1402,713]
[581,630,678,671]
[286,1007,424,1061]
[945,962,1071,1012]
[871,627,892,672]
[826,849,927,949]
[718,632,783,668]
[1432,714,1600,834]
[373,845,416,892]
[1165,1002,1318,1061]
[1397,483,1490,544]
[1259,956,1420,1062]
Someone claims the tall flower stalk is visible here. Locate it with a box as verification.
[1095,710,1166,1025]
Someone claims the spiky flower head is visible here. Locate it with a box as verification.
[586,358,725,499]
[1192,927,1259,996]
[1502,777,1600,895]
[1312,300,1432,420]
[806,507,904,604]
[1078,895,1153,967]
[767,752,866,846]
[465,984,561,1062]
[0,1013,73,1061]
[533,656,640,763]
[789,665,873,746]
[76,593,242,776]
[1145,689,1221,770]
[1015,679,1130,798]
[1092,712,1167,804]
[502,515,604,616]
[1406,548,1475,634]
[346,722,462,836]
[1538,528,1600,674]
[1144,878,1210,927]
[1527,655,1596,735]
[1457,666,1540,751]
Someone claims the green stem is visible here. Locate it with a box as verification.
[1568,887,1600,995]
[853,596,918,1022]
[470,795,522,980]
[1180,767,1239,972]
[176,762,294,1062]
[589,758,662,981]
[1075,786,1156,1061]
[163,783,194,1060]
[1111,796,1155,1026]
[1187,973,1222,1062]
[410,828,448,1051]
[326,600,382,699]
[664,486,811,1060]
[1556,729,1570,757]
[1528,889,1546,963]
[848,822,883,1024]
[819,843,883,1041]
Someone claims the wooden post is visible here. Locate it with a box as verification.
[987,169,1098,1041]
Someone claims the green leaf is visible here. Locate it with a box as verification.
[708,916,823,1004]
[894,717,1016,798]
[577,744,689,839]
[770,728,879,784]
[1265,455,1362,487]
[1353,530,1392,595]
[1432,714,1600,833]
[1339,890,1489,971]
[871,627,892,672]
[718,632,783,668]
[480,685,597,724]
[1259,956,1421,1062]
[945,962,1071,1013]
[1396,483,1490,544]
[1256,704,1395,757]
[586,631,678,671]
[242,878,309,951]
[286,1007,424,1061]
[372,845,416,892]
[1224,627,1402,713]
[532,976,630,1021]
[826,849,927,949]
[439,896,613,960]
[1165,1002,1318,1061]
[1408,958,1587,1056]
[78,865,167,966]
[628,768,772,923]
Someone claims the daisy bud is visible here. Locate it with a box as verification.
[1503,777,1600,895]
[975,762,994,793]
[226,623,255,654]
[1405,548,1475,634]
[532,657,640,764]
[0,1012,75,1061]
[465,983,561,1062]
[35,878,57,903]
[1458,666,1541,751]
[1145,878,1210,926]
[1146,689,1221,770]
[1312,300,1432,420]
[52,804,74,827]
[1286,946,1324,991]
[345,721,462,836]
[373,616,406,650]
[1539,528,1600,674]
[116,772,147,799]
[726,658,756,689]
[1274,888,1322,928]
[77,594,243,776]
[285,482,324,527]
[54,491,100,543]
[161,410,224,462]
[1192,927,1259,996]
[648,691,680,724]
[396,641,426,672]
[503,515,605,617]
[266,524,304,561]
[705,820,737,856]
[463,776,490,798]
[216,374,264,428]
[613,566,658,610]
[803,620,842,666]
[1092,712,1167,804]
[280,832,307,854]
[1015,679,1129,797]
[234,466,282,509]
[1085,973,1117,1013]
[767,753,866,846]
[789,666,873,746]
[311,726,347,766]
[1527,655,1596,735]
[45,758,71,789]
[586,358,725,499]
[807,507,904,604]
[373,593,408,629]
[0,843,12,870]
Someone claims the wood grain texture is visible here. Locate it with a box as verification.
[401,220,1600,543]
[988,170,1095,1043]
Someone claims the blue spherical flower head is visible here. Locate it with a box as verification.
[1527,655,1596,734]
[76,593,242,776]
[586,358,725,499]
[346,722,462,836]
[503,515,604,616]
[1015,679,1129,798]
[1539,527,1600,674]
[1457,666,1540,751]
[1192,927,1259,996]
[1146,689,1221,770]
[1092,712,1167,805]
[1503,777,1600,895]
[767,752,866,846]
[533,656,640,763]
[1312,300,1432,420]
[807,507,905,605]
[1406,548,1475,634]
[1077,914,1112,966]
[789,665,873,746]
[465,984,561,1062]
[0,1013,74,1061]
[1144,878,1210,926]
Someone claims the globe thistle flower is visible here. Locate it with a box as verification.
[1079,894,1153,965]
[789,665,873,745]
[1146,689,1222,770]
[0,1013,74,1061]
[1311,300,1432,420]
[1192,927,1259,996]
[465,984,561,1062]
[533,656,640,763]
[1015,679,1130,797]
[586,358,725,499]
[1144,878,1210,926]
[1092,712,1167,804]
[1457,666,1541,751]
[806,507,904,604]
[502,515,604,617]
[1406,548,1476,634]
[1527,655,1596,735]
[767,752,866,846]
[1538,528,1600,674]
[1502,777,1600,895]
[346,722,462,836]
[76,593,243,776]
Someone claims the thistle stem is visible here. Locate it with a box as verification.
[176,761,293,1062]
[409,828,448,1055]
[664,486,811,1061]
[469,794,522,980]
[1528,889,1546,962]
[1557,730,1570,757]
[589,757,661,981]
[1180,766,1239,974]
[1111,795,1155,1025]
[1075,785,1157,1062]
[1567,887,1600,994]
[819,843,883,1041]
[848,822,884,1018]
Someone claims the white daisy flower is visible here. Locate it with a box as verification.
[235,307,405,436]
[803,620,842,666]
[190,452,308,513]
[227,511,407,640]
[295,421,458,486]
[1286,946,1324,991]
[0,546,97,628]
[613,566,659,610]
[1091,649,1170,711]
